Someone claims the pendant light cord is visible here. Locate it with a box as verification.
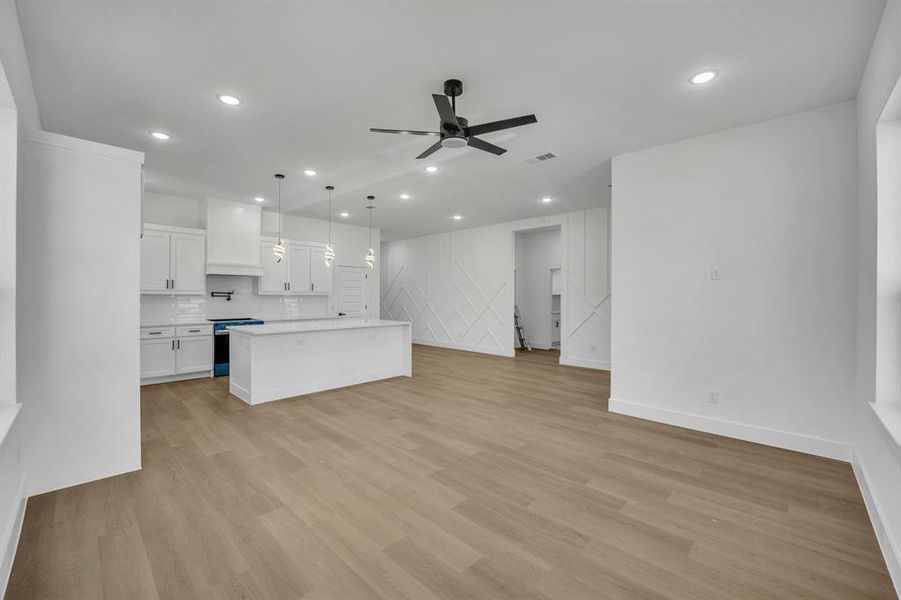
[275,173,284,242]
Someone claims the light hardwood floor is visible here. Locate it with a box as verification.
[6,346,896,599]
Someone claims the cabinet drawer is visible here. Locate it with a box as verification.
[141,327,175,339]
[177,325,213,337]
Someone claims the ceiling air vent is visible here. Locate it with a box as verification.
[527,152,556,164]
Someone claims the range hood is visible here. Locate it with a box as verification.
[205,198,264,276]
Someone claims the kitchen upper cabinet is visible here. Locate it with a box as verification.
[310,247,333,294]
[141,224,206,295]
[288,244,312,293]
[258,240,287,294]
[257,238,331,295]
[171,233,206,294]
[140,230,171,293]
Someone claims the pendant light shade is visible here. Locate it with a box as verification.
[325,185,335,266]
[365,195,375,270]
[273,173,286,263]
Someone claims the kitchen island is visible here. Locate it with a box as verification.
[227,319,412,405]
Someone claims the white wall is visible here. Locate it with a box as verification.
[18,132,144,495]
[381,208,609,367]
[854,0,901,591]
[515,228,561,349]
[610,101,858,460]
[0,56,24,598]
[142,193,381,320]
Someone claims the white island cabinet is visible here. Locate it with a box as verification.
[228,320,411,405]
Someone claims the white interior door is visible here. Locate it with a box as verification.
[170,233,206,294]
[140,230,170,292]
[336,266,367,318]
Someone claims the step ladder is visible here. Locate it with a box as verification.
[514,305,531,351]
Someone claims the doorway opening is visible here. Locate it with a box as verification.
[513,226,562,363]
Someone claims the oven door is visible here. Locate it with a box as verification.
[213,330,231,376]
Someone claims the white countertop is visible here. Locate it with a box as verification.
[229,319,411,336]
[140,315,331,328]
[140,319,210,328]
[250,315,332,323]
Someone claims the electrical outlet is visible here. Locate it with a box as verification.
[711,268,721,280]
[708,391,720,405]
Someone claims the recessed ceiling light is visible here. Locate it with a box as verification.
[400,193,411,200]
[304,169,317,176]
[339,211,349,218]
[453,214,463,221]
[218,94,241,106]
[689,70,718,85]
[254,197,265,203]
[425,166,439,174]
[150,131,171,140]
[541,197,553,203]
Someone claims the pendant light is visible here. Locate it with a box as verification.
[365,195,375,270]
[324,185,335,266]
[273,173,286,263]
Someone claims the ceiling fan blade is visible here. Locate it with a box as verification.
[432,94,460,130]
[468,137,507,156]
[466,114,537,137]
[416,141,443,159]
[370,128,440,136]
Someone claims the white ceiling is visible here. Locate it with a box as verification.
[17,0,883,240]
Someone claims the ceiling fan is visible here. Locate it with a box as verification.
[370,79,538,159]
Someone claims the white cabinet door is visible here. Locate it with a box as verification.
[288,244,312,293]
[310,248,333,294]
[258,241,288,294]
[176,336,212,374]
[141,338,176,378]
[171,233,206,295]
[140,230,170,293]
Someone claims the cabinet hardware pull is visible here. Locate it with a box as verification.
[188,329,200,333]
[177,339,181,350]
[148,331,161,335]
[171,340,175,350]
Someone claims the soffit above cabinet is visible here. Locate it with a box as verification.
[206,198,263,276]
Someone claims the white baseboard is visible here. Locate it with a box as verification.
[608,398,852,461]
[853,450,901,596]
[141,371,212,386]
[560,355,611,370]
[413,339,515,358]
[0,475,26,598]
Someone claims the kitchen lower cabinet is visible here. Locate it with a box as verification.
[176,336,213,374]
[140,324,213,383]
[140,338,177,378]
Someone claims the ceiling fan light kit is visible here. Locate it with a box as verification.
[370,78,538,159]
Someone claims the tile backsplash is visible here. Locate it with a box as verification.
[141,275,331,323]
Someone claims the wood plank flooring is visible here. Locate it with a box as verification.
[6,346,896,599]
